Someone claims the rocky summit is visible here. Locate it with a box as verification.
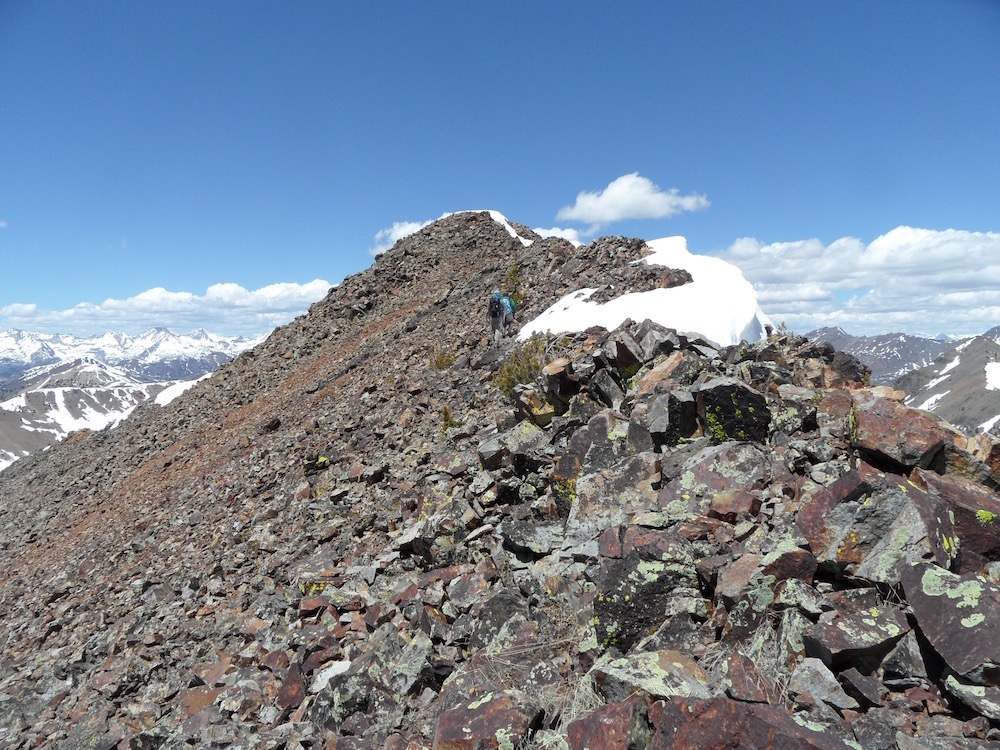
[5,213,1000,749]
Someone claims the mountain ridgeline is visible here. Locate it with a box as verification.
[808,326,1000,437]
[5,213,1000,748]
[0,329,263,470]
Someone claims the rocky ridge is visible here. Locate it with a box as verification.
[4,213,1000,748]
[805,328,955,386]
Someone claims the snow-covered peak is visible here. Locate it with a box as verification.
[0,328,263,367]
[519,235,771,347]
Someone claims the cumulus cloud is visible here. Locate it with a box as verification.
[0,280,331,338]
[712,227,1000,336]
[556,173,709,229]
[369,220,432,256]
[533,226,584,245]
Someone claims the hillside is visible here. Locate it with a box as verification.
[4,212,1000,748]
[897,336,1000,436]
[806,327,954,385]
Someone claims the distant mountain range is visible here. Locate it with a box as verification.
[807,325,1000,436]
[0,327,260,390]
[0,328,261,470]
[804,326,958,385]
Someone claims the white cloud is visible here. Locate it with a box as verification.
[1,302,37,316]
[0,280,331,338]
[533,226,584,245]
[712,226,1000,336]
[369,220,431,256]
[556,173,710,228]
[0,220,8,229]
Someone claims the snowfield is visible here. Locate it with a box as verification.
[519,235,771,346]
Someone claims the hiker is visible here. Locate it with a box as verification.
[501,293,516,328]
[488,290,517,345]
[488,290,506,345]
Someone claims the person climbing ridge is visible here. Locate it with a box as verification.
[488,290,505,346]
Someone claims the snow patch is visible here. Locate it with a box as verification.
[917,391,950,411]
[986,362,1000,391]
[485,210,533,247]
[980,413,1000,433]
[925,374,952,390]
[519,236,770,347]
[938,356,961,376]
[155,374,212,406]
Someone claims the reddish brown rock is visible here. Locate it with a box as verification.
[851,393,951,472]
[177,686,225,718]
[911,467,1000,574]
[724,652,780,704]
[715,554,765,607]
[433,690,542,750]
[902,562,1000,677]
[277,663,306,710]
[708,487,761,522]
[298,595,332,618]
[795,465,877,553]
[657,442,770,516]
[567,697,651,750]
[647,695,855,749]
[761,544,817,585]
[803,606,910,670]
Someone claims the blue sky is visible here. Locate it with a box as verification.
[1,2,999,338]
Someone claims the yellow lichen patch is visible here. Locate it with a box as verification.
[977,509,998,526]
[467,692,495,710]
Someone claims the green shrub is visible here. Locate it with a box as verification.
[429,344,456,370]
[494,333,548,399]
[441,404,459,434]
[503,263,527,312]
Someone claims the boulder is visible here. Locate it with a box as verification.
[566,697,652,750]
[803,605,909,671]
[803,470,957,585]
[902,563,1000,681]
[562,451,661,554]
[657,442,770,520]
[647,695,856,749]
[591,650,711,703]
[594,540,702,651]
[695,377,771,445]
[910,468,1000,575]
[433,689,542,750]
[850,393,951,472]
[788,657,859,711]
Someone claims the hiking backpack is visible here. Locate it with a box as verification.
[488,296,503,318]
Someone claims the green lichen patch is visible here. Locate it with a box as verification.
[977,509,998,526]
[921,566,984,610]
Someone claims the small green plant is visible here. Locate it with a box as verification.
[552,476,577,517]
[493,333,547,399]
[429,344,456,370]
[503,263,527,312]
[440,404,459,434]
[552,476,577,504]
